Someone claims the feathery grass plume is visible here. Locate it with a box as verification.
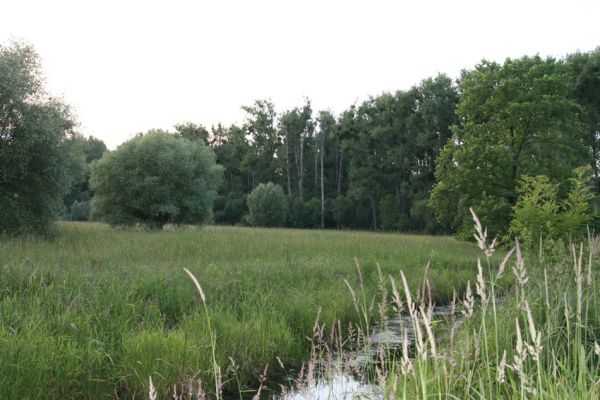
[400,271,425,360]
[476,258,488,305]
[497,246,515,279]
[354,257,364,290]
[524,301,542,361]
[400,270,415,315]
[595,342,600,357]
[462,280,474,318]
[470,207,497,257]
[183,267,206,303]
[344,279,360,315]
[512,318,528,374]
[497,350,507,383]
[376,263,389,328]
[389,276,404,313]
[400,330,413,376]
[420,304,437,358]
[376,344,387,389]
[148,376,157,400]
[512,238,529,286]
[183,268,221,400]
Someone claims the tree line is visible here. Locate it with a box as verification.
[1,40,599,241]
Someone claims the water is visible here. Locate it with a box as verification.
[280,374,382,400]
[278,306,453,399]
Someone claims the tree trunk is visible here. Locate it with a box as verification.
[298,135,305,201]
[369,194,377,230]
[314,139,318,195]
[337,147,343,198]
[285,133,292,196]
[335,139,339,196]
[320,130,325,229]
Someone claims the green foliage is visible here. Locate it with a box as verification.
[431,55,588,238]
[509,167,595,247]
[66,200,91,221]
[63,135,107,219]
[568,48,600,193]
[90,131,223,229]
[174,122,209,144]
[213,191,247,225]
[379,194,402,231]
[246,182,287,227]
[509,175,561,247]
[559,166,596,240]
[0,42,83,235]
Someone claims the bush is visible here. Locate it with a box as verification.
[246,182,287,227]
[509,167,595,247]
[559,166,596,241]
[508,175,560,247]
[90,131,223,229]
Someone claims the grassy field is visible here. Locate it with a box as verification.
[0,223,485,399]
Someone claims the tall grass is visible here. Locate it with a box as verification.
[0,223,482,398]
[284,212,600,399]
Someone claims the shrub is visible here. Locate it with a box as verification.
[509,167,596,247]
[90,131,223,229]
[559,166,596,241]
[246,182,287,227]
[508,175,560,247]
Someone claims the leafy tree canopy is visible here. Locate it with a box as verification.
[430,55,589,239]
[0,42,83,234]
[90,130,223,229]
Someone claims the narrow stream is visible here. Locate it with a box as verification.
[278,305,453,400]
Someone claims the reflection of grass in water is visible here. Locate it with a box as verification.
[0,222,482,398]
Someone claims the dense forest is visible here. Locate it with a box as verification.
[204,49,600,240]
[3,42,600,240]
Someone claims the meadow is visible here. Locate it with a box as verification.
[0,223,483,399]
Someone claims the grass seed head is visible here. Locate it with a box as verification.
[183,268,206,303]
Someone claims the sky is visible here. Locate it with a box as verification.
[1,0,599,149]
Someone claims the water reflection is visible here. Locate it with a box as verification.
[278,306,453,399]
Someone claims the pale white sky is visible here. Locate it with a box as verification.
[2,0,599,149]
